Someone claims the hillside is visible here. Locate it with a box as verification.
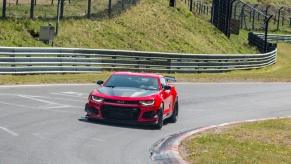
[0,0,256,54]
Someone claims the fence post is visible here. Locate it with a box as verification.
[273,14,276,24]
[2,0,6,18]
[169,0,176,7]
[289,17,291,27]
[264,16,272,53]
[233,2,239,19]
[240,4,246,28]
[108,0,112,17]
[207,6,209,15]
[60,0,64,19]
[252,5,258,30]
[277,7,284,31]
[282,16,284,26]
[190,0,193,11]
[265,5,270,16]
[121,0,124,10]
[30,0,35,19]
[56,0,61,35]
[87,0,91,18]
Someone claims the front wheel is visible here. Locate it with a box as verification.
[153,107,164,130]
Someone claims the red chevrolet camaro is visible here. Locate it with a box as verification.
[85,72,178,129]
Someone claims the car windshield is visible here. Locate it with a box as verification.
[104,75,159,90]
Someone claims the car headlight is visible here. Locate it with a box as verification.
[91,95,104,103]
[140,100,155,106]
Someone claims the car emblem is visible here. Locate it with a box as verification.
[117,100,126,104]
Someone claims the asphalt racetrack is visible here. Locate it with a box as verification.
[0,83,291,164]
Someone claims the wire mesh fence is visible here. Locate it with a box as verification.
[188,0,291,32]
[0,0,139,19]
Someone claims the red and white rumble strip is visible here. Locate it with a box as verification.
[150,116,291,164]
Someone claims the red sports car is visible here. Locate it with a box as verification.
[85,72,178,129]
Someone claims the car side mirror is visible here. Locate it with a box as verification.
[96,80,104,85]
[163,85,171,90]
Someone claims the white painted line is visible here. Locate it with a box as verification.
[51,92,88,98]
[0,83,94,88]
[0,100,79,114]
[44,96,85,102]
[45,105,71,109]
[0,126,18,136]
[18,94,61,105]
[17,94,83,109]
[62,91,85,97]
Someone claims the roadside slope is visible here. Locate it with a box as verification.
[0,0,255,54]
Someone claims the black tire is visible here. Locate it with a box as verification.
[153,106,164,129]
[169,101,178,123]
[86,116,95,122]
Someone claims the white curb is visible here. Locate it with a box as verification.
[150,116,291,164]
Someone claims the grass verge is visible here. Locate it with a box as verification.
[0,43,290,85]
[180,118,291,163]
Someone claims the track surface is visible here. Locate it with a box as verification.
[0,83,291,164]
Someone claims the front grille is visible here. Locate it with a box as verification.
[104,99,139,105]
[101,105,140,121]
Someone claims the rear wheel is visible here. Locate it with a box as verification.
[169,101,178,123]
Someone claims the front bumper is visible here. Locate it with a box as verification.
[85,101,159,125]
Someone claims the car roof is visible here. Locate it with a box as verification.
[112,72,163,78]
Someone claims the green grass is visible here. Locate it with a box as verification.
[0,43,290,85]
[168,43,291,82]
[0,0,256,54]
[181,118,291,163]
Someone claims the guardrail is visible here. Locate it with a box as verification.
[248,32,277,53]
[255,33,291,43]
[0,47,277,74]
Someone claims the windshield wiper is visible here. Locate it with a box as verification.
[141,88,158,90]
[105,85,115,88]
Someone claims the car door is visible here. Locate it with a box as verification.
[160,77,172,117]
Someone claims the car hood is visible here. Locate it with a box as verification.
[97,87,158,98]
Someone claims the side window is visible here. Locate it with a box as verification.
[160,77,167,88]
